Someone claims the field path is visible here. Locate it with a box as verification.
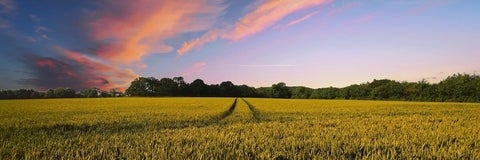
[16,98,242,134]
[241,98,263,122]
[211,98,238,121]
[215,97,269,124]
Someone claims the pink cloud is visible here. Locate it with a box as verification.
[55,46,138,91]
[178,0,331,55]
[21,1,226,91]
[23,56,80,90]
[135,62,148,69]
[86,0,224,64]
[224,0,330,41]
[27,0,224,91]
[35,58,56,68]
[284,10,321,28]
[177,30,221,56]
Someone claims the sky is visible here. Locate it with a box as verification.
[0,0,479,91]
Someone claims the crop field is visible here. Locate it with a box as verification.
[1,98,479,159]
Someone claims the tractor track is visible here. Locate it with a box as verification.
[22,98,264,135]
[32,98,240,134]
[212,98,238,121]
[241,98,262,121]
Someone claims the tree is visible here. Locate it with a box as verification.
[109,89,122,97]
[310,87,340,99]
[342,84,369,99]
[125,77,159,96]
[369,81,406,100]
[220,81,238,97]
[52,88,76,98]
[173,77,187,96]
[80,88,99,98]
[15,89,41,99]
[238,85,257,97]
[157,78,178,96]
[189,79,208,96]
[255,87,271,98]
[291,87,313,99]
[438,73,480,102]
[99,90,109,97]
[207,84,221,97]
[45,89,55,98]
[0,90,15,99]
[271,82,291,98]
[369,79,394,89]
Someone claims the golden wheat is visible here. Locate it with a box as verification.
[0,98,479,159]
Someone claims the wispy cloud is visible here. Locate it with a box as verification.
[19,55,81,90]
[16,0,226,90]
[86,0,224,64]
[178,0,331,55]
[0,0,15,14]
[23,36,36,42]
[19,46,138,91]
[177,29,221,56]
[224,0,330,41]
[284,10,321,28]
[29,14,40,21]
[35,26,50,40]
[239,64,296,68]
[0,0,14,29]
[55,47,138,90]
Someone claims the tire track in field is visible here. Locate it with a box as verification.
[29,98,240,134]
[211,98,238,121]
[241,98,262,121]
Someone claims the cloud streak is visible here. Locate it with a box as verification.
[0,0,15,14]
[239,64,296,68]
[19,47,138,91]
[0,0,14,29]
[284,10,321,28]
[178,0,331,55]
[20,55,82,90]
[224,0,329,41]
[17,0,225,90]
[177,30,221,56]
[86,0,224,64]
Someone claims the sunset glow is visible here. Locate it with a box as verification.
[0,0,479,90]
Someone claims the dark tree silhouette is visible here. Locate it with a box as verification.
[2,73,480,102]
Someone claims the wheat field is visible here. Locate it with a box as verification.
[1,98,479,159]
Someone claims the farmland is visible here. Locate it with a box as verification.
[1,98,479,159]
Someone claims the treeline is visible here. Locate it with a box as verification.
[292,73,480,102]
[124,77,258,97]
[1,73,480,102]
[123,74,480,102]
[0,88,122,99]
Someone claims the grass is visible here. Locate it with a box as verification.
[1,98,479,159]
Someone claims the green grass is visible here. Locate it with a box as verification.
[1,98,479,159]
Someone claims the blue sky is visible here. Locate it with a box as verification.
[0,0,479,91]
